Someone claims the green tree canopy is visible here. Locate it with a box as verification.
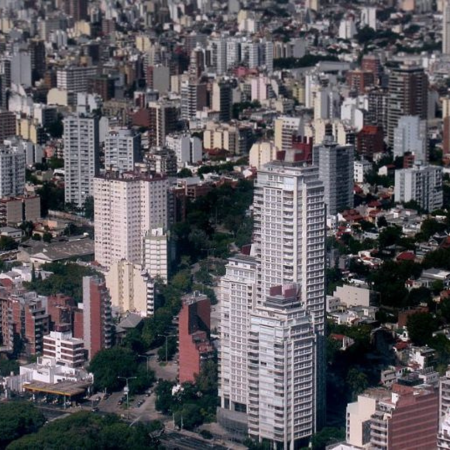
[0,236,19,251]
[0,402,45,448]
[88,347,154,394]
[407,312,438,346]
[23,262,99,302]
[7,411,163,450]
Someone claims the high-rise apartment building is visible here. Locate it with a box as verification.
[387,65,428,147]
[148,100,179,148]
[63,115,100,207]
[57,66,98,93]
[82,276,112,360]
[105,260,155,316]
[248,286,316,445]
[203,121,242,155]
[29,39,46,83]
[180,79,208,120]
[219,254,258,433]
[166,133,202,169]
[219,163,326,447]
[94,171,169,269]
[444,1,450,55]
[438,411,450,450]
[11,292,50,356]
[212,79,233,122]
[105,128,141,172]
[0,146,26,198]
[11,51,32,88]
[64,0,88,21]
[143,227,169,283]
[253,162,326,338]
[442,96,450,158]
[312,138,354,215]
[209,38,227,75]
[274,116,303,152]
[393,116,428,162]
[440,367,450,419]
[0,110,16,143]
[394,162,443,212]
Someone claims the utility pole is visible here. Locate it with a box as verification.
[157,334,177,363]
[138,354,152,374]
[117,376,137,419]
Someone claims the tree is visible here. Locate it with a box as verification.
[31,234,41,241]
[0,402,45,448]
[45,115,64,138]
[0,236,18,251]
[36,182,65,215]
[378,226,402,249]
[19,222,34,239]
[407,287,432,307]
[0,358,20,375]
[177,168,193,178]
[89,347,139,392]
[157,336,177,362]
[88,347,154,395]
[7,411,162,450]
[377,216,388,228]
[47,157,64,170]
[155,380,176,414]
[174,403,203,430]
[23,262,99,302]
[423,248,450,271]
[346,368,368,401]
[83,196,94,221]
[42,232,52,243]
[420,218,447,240]
[407,312,438,346]
[311,427,346,450]
[195,359,218,394]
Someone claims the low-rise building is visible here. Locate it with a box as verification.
[43,331,85,367]
[178,291,214,383]
[333,283,378,308]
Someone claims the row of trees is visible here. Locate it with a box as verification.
[4,407,164,450]
[23,262,100,302]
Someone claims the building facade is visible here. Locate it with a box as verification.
[94,171,169,269]
[394,163,443,212]
[0,146,26,198]
[82,276,112,360]
[387,65,428,147]
[312,138,354,216]
[105,128,141,172]
[43,331,85,368]
[178,291,213,383]
[219,162,327,447]
[63,115,100,207]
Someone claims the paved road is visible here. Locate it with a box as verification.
[161,431,232,450]
[149,354,178,381]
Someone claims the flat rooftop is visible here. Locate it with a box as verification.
[23,380,91,397]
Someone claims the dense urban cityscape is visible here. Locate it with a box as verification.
[0,0,450,449]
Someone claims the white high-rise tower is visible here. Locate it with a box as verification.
[219,162,327,448]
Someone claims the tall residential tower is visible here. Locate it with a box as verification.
[219,163,327,448]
